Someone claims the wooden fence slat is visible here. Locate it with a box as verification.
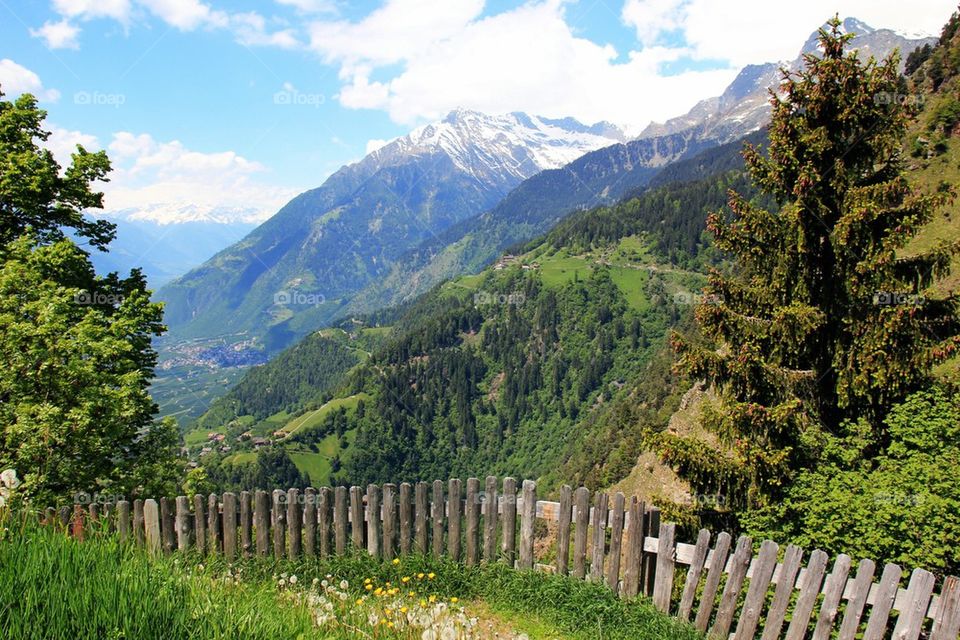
[103,503,115,532]
[58,506,72,531]
[837,558,876,640]
[556,485,573,576]
[159,498,175,554]
[287,488,301,559]
[318,487,332,557]
[254,490,269,557]
[382,483,396,561]
[144,499,161,555]
[175,496,191,552]
[303,488,316,557]
[710,535,754,637]
[930,576,960,640]
[606,493,626,592]
[415,481,429,555]
[518,479,536,570]
[653,522,677,614]
[240,491,252,558]
[784,549,829,640]
[349,486,363,551]
[193,495,205,555]
[209,493,222,555]
[117,500,131,542]
[465,478,480,566]
[642,507,661,596]
[399,483,412,556]
[678,529,711,621]
[448,479,462,562]
[694,531,732,632]
[223,492,237,560]
[134,499,144,546]
[622,497,644,598]
[891,568,937,640]
[366,484,381,558]
[734,539,779,640]
[483,476,499,563]
[272,490,286,558]
[812,554,852,640]
[334,486,348,555]
[572,486,590,579]
[590,492,608,581]
[432,480,445,559]
[760,544,804,640]
[501,478,517,566]
[863,563,903,640]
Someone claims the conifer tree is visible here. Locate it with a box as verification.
[663,18,960,511]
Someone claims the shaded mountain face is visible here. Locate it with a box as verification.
[338,19,935,316]
[157,111,625,348]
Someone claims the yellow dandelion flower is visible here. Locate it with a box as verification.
[387,621,394,628]
[402,576,410,583]
[365,584,373,591]
[417,573,425,579]
[451,597,459,603]
[419,599,427,607]
[392,558,400,565]
[427,573,435,580]
[355,599,363,606]
[400,606,408,614]
[364,578,372,585]
[429,595,437,603]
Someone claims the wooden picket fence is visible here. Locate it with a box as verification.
[45,477,960,640]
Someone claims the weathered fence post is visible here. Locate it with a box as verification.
[382,483,396,561]
[572,486,590,579]
[465,478,480,566]
[760,544,804,640]
[303,487,317,557]
[334,486,348,554]
[589,492,608,581]
[432,480,445,558]
[622,498,645,599]
[518,479,536,570]
[415,481,429,554]
[694,531,732,632]
[160,497,175,553]
[677,529,710,618]
[287,488,301,559]
[862,562,903,640]
[254,490,269,557]
[784,549,829,640]
[193,494,206,555]
[836,558,876,640]
[133,499,144,546]
[117,500,131,542]
[891,568,937,640]
[366,484,381,558]
[652,522,676,613]
[556,485,572,576]
[240,491,252,557]
[318,487,332,556]
[272,490,286,558]
[350,486,364,551]
[175,496,191,552]
[710,534,753,637]
[448,478,462,562]
[642,507,660,595]
[931,576,960,640]
[143,499,161,555]
[222,492,237,560]
[734,539,779,639]
[501,477,517,566]
[606,493,626,592]
[208,493,221,555]
[483,476,499,563]
[812,554,852,640]
[398,482,412,556]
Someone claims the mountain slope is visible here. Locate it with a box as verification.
[157,111,625,351]
[340,19,934,317]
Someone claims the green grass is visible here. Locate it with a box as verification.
[282,394,367,438]
[609,266,650,312]
[222,451,257,465]
[539,253,593,287]
[1,519,701,640]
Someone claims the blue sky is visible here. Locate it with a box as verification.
[0,0,955,223]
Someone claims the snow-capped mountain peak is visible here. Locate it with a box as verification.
[363,110,627,186]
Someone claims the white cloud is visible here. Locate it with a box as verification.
[30,19,82,49]
[624,0,956,68]
[231,12,300,49]
[52,0,131,22]
[137,0,227,31]
[46,128,295,223]
[0,59,61,102]
[365,138,390,154]
[316,1,735,132]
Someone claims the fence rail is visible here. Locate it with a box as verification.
[44,477,960,640]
